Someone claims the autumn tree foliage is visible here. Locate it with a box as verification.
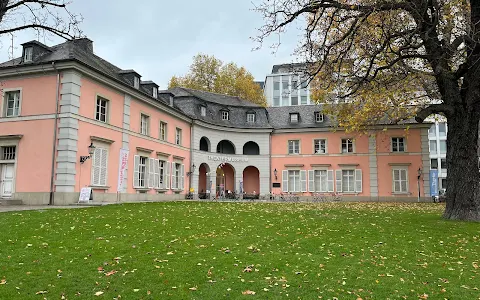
[255,0,480,221]
[169,54,267,106]
[0,0,82,39]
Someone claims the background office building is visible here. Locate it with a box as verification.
[263,63,312,107]
[428,122,447,189]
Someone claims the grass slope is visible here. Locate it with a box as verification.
[0,202,479,299]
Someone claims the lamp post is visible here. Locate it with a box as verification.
[186,164,196,176]
[80,142,95,164]
[274,168,278,180]
[417,167,422,202]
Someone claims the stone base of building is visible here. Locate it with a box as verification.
[11,192,187,205]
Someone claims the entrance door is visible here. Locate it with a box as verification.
[1,164,14,198]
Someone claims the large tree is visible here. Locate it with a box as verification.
[169,53,267,106]
[255,0,480,221]
[0,0,82,39]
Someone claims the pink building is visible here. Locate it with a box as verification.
[0,38,430,205]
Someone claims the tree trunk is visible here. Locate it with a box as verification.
[443,108,480,221]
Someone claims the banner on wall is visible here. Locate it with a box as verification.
[430,170,438,196]
[117,148,129,192]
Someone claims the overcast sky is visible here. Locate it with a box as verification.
[0,0,303,88]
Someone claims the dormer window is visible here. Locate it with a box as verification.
[222,110,229,121]
[134,76,140,89]
[23,47,33,62]
[290,113,299,123]
[153,87,158,98]
[247,113,255,123]
[315,112,324,123]
[200,106,206,117]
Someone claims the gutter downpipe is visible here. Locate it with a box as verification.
[49,62,61,205]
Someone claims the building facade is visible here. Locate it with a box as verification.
[0,38,431,205]
[263,63,312,107]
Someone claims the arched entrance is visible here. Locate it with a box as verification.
[198,163,211,197]
[216,163,235,197]
[243,166,260,194]
[216,140,236,154]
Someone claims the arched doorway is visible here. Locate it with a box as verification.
[243,141,260,155]
[200,137,210,152]
[216,163,235,196]
[198,163,211,197]
[216,140,236,154]
[243,166,260,195]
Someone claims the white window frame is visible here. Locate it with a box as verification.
[95,96,109,123]
[200,106,206,117]
[283,170,307,193]
[157,159,167,189]
[3,89,22,117]
[175,128,182,145]
[290,113,299,123]
[391,137,406,152]
[159,121,167,141]
[341,138,354,153]
[222,110,229,120]
[91,147,108,186]
[133,155,149,189]
[24,47,33,62]
[152,87,158,98]
[308,169,333,193]
[247,113,255,123]
[140,114,150,136]
[288,140,300,154]
[315,112,324,123]
[314,139,327,154]
[134,76,140,89]
[392,167,409,194]
[335,169,362,193]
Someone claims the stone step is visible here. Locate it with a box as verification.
[0,199,23,206]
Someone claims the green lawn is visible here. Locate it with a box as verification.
[0,202,479,299]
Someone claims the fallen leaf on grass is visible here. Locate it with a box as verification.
[97,267,104,272]
[94,291,104,296]
[0,279,6,285]
[242,290,256,295]
[105,270,117,276]
[36,291,48,295]
[189,287,197,291]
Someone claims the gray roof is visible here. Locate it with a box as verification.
[169,87,271,129]
[267,105,422,129]
[271,62,309,74]
[170,87,261,108]
[267,105,333,129]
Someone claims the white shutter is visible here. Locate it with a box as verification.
[300,170,307,192]
[282,170,288,192]
[165,161,170,189]
[355,169,362,193]
[308,170,315,192]
[91,148,101,185]
[327,170,334,192]
[148,158,155,188]
[154,159,160,189]
[172,163,177,190]
[335,170,342,193]
[99,148,108,186]
[180,164,185,191]
[133,155,140,188]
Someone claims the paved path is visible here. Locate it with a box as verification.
[0,205,92,213]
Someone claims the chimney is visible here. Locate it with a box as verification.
[169,95,174,107]
[74,38,93,53]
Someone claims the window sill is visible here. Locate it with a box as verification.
[155,188,168,191]
[134,187,150,191]
[392,192,411,195]
[89,185,110,190]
